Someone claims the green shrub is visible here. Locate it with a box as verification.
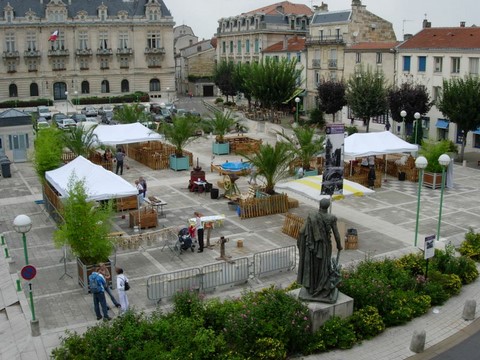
[319,316,357,350]
[395,252,425,276]
[172,288,204,318]
[345,125,358,135]
[306,108,325,128]
[348,306,385,340]
[251,338,287,360]
[382,289,415,326]
[427,271,462,296]
[459,229,480,261]
[433,245,479,284]
[418,280,450,306]
[409,294,432,317]
[214,98,224,104]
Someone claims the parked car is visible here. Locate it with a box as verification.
[53,113,68,124]
[98,105,114,116]
[71,113,88,123]
[37,118,50,130]
[101,111,114,124]
[37,106,52,120]
[57,118,77,130]
[81,106,98,117]
[157,108,173,123]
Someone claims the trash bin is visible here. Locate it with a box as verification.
[398,172,406,181]
[210,188,219,199]
[0,158,11,178]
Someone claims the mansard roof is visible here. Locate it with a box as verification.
[245,1,312,16]
[312,10,352,25]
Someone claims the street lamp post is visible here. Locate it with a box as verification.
[74,90,78,107]
[414,156,428,247]
[13,215,39,336]
[400,110,407,138]
[437,154,451,241]
[65,91,69,115]
[414,112,421,145]
[295,97,300,123]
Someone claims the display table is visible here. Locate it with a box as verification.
[129,207,158,229]
[145,196,168,217]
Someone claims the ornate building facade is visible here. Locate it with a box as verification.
[0,0,175,103]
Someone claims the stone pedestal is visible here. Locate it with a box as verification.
[289,289,354,333]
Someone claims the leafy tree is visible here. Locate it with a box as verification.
[113,103,149,124]
[244,57,301,112]
[306,108,326,128]
[54,176,114,264]
[437,76,480,161]
[163,114,200,157]
[388,83,432,144]
[61,124,98,157]
[317,80,347,122]
[32,127,63,182]
[277,126,324,171]
[240,142,293,194]
[233,62,253,108]
[346,67,389,133]
[213,60,237,101]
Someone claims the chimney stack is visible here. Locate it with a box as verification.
[404,34,413,41]
[460,21,466,27]
[318,2,328,12]
[422,19,431,28]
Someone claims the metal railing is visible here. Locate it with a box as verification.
[146,245,296,302]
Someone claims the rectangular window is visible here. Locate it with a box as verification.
[222,41,226,54]
[7,60,16,73]
[319,29,324,41]
[355,52,361,64]
[418,56,426,72]
[433,86,441,102]
[469,57,479,75]
[229,41,233,54]
[434,57,443,72]
[245,39,250,53]
[287,53,291,61]
[296,52,301,62]
[26,32,36,51]
[80,58,89,70]
[100,57,109,69]
[5,33,15,52]
[451,57,460,73]
[147,31,161,49]
[254,39,259,53]
[51,33,66,50]
[422,117,430,139]
[335,28,340,40]
[27,60,37,72]
[403,56,411,71]
[52,58,65,70]
[376,52,382,64]
[147,56,161,67]
[78,31,88,50]
[98,31,108,49]
[119,31,129,49]
[237,40,241,54]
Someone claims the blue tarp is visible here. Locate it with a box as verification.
[436,119,450,129]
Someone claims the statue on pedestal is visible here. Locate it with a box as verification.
[297,198,343,303]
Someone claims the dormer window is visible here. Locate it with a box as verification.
[149,10,158,21]
[4,4,14,23]
[99,9,107,21]
[118,11,128,21]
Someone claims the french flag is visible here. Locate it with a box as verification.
[48,30,59,42]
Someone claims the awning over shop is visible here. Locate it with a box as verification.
[472,127,480,135]
[283,88,306,104]
[436,119,450,129]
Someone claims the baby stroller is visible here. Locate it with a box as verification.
[177,227,195,253]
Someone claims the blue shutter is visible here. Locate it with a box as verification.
[403,56,411,71]
[418,56,426,72]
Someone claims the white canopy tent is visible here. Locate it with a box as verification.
[92,122,163,146]
[45,156,137,201]
[344,131,418,158]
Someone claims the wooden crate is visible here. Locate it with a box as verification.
[345,235,358,250]
[116,195,138,211]
[129,208,158,229]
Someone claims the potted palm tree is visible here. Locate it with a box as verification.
[53,176,114,293]
[277,125,325,177]
[240,142,293,194]
[204,110,240,155]
[163,114,199,171]
[419,139,457,189]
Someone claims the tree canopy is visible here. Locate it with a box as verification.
[346,67,389,132]
[317,80,347,122]
[213,60,237,101]
[437,76,480,161]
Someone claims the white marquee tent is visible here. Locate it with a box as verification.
[344,131,418,158]
[92,122,163,146]
[45,156,137,201]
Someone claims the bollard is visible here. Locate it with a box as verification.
[462,299,477,321]
[409,329,426,353]
[237,239,244,248]
[462,160,467,167]
[1,234,5,245]
[16,279,22,292]
[4,247,10,258]
[30,319,41,337]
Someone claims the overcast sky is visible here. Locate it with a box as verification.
[166,0,478,41]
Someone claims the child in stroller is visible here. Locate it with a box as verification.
[177,227,195,253]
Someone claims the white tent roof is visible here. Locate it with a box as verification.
[344,131,418,158]
[45,156,137,201]
[92,122,163,146]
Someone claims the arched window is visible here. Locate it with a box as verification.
[149,79,160,91]
[121,79,129,93]
[101,80,110,93]
[9,84,17,97]
[30,83,39,97]
[81,81,90,94]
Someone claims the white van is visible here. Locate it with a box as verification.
[37,106,52,120]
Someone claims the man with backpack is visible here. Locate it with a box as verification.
[89,267,111,321]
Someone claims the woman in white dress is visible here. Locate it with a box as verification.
[115,267,129,314]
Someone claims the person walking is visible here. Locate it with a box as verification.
[89,267,111,321]
[116,267,129,314]
[115,148,126,175]
[194,211,204,253]
[139,176,147,198]
[135,180,144,206]
[98,263,121,310]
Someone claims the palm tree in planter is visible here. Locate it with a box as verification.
[419,139,457,189]
[53,176,114,292]
[61,123,98,158]
[163,114,199,170]
[240,142,293,194]
[204,110,241,155]
[277,125,325,176]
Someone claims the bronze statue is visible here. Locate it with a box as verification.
[297,198,343,303]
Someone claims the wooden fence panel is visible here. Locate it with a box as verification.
[281,213,305,239]
[239,194,289,219]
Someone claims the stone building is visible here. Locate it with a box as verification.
[396,22,480,153]
[0,0,175,103]
[305,0,396,110]
[216,1,312,64]
[174,25,198,54]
